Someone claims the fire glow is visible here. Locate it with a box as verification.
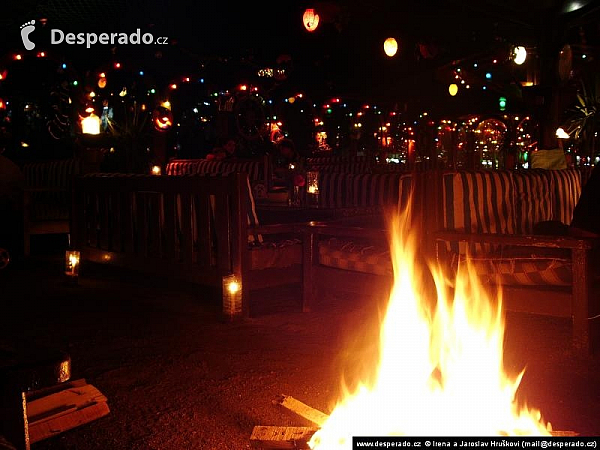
[309,208,551,448]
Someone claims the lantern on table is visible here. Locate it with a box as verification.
[306,171,319,207]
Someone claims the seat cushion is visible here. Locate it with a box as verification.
[250,239,302,270]
[318,238,391,276]
[458,245,573,286]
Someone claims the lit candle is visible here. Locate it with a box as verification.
[222,274,243,320]
[65,250,80,278]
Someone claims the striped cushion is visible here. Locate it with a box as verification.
[166,158,264,181]
[23,158,82,189]
[547,169,581,226]
[165,160,203,175]
[512,169,553,234]
[307,156,370,165]
[307,163,372,173]
[318,238,391,276]
[317,173,354,208]
[442,170,516,254]
[398,174,414,212]
[349,173,403,207]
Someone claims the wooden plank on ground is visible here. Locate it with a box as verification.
[273,395,329,427]
[27,384,107,422]
[249,426,317,449]
[28,401,110,443]
[26,381,110,443]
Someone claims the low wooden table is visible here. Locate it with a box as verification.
[255,203,337,225]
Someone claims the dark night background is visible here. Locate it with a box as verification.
[1,0,598,105]
[0,0,599,161]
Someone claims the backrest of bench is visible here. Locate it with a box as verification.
[166,157,267,182]
[439,168,586,253]
[316,172,412,212]
[72,172,248,284]
[22,158,83,221]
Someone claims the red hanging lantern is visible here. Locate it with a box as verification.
[303,8,320,32]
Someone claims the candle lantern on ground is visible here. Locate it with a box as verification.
[65,250,80,281]
[222,274,242,320]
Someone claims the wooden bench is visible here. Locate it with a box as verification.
[21,159,83,256]
[431,168,599,353]
[71,172,309,317]
[302,168,599,353]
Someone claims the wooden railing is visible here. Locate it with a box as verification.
[71,173,247,289]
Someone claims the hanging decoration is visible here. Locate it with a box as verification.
[448,84,458,96]
[512,46,527,65]
[152,106,173,131]
[47,80,72,139]
[81,112,101,135]
[384,38,398,57]
[303,9,320,32]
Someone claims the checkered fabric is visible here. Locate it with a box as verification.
[318,238,392,276]
[439,168,589,288]
[462,256,572,286]
[250,238,302,270]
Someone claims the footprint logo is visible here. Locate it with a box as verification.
[20,20,36,50]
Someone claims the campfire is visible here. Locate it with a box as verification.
[308,209,551,448]
[252,208,557,449]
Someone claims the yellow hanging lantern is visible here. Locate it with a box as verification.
[448,83,458,96]
[303,9,320,32]
[384,37,398,57]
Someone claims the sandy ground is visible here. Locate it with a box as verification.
[1,252,600,450]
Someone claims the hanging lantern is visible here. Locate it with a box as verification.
[448,83,458,96]
[303,9,320,32]
[512,46,527,65]
[152,106,173,131]
[81,113,101,135]
[383,37,398,57]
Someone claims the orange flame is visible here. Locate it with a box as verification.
[309,206,550,448]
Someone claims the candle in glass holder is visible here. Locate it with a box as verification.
[306,171,319,206]
[65,250,80,278]
[222,274,242,320]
